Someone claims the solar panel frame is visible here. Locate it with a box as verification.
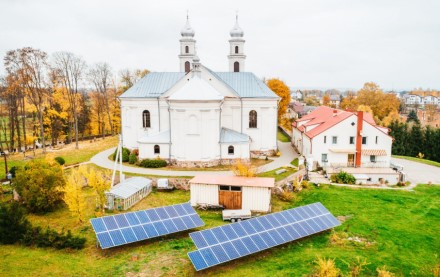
[188,202,340,271]
[90,202,204,249]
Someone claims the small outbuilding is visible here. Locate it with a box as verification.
[106,177,152,210]
[189,175,274,212]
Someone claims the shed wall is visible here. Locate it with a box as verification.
[190,183,219,206]
[242,186,271,212]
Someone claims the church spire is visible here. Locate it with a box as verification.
[228,13,246,72]
[179,13,197,73]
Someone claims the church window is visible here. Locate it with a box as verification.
[142,110,151,128]
[249,110,257,128]
[185,61,190,73]
[154,145,160,154]
[234,61,239,72]
[185,45,189,53]
[235,46,239,53]
[228,145,234,155]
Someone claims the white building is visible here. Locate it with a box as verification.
[292,106,399,184]
[189,175,274,212]
[119,17,279,167]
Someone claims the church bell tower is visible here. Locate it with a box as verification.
[179,15,197,73]
[228,15,246,72]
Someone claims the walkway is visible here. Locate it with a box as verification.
[391,157,440,184]
[90,141,298,177]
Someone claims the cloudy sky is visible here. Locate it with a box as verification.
[0,0,439,91]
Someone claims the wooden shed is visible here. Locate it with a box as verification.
[189,175,274,212]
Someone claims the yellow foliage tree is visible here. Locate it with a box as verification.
[340,93,358,111]
[231,159,258,177]
[380,110,401,127]
[357,105,374,115]
[80,166,110,212]
[322,94,331,107]
[64,168,87,223]
[356,82,400,122]
[266,78,291,122]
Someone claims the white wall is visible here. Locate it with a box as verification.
[220,143,250,160]
[242,187,271,212]
[138,143,170,160]
[190,184,219,206]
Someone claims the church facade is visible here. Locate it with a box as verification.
[119,17,279,167]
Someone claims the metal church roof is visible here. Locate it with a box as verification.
[214,72,278,98]
[106,177,152,199]
[220,127,250,144]
[119,72,185,98]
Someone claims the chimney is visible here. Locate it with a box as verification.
[333,109,338,116]
[355,111,364,167]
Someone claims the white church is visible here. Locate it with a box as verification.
[119,17,279,167]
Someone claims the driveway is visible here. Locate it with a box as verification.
[391,157,440,184]
[90,141,298,176]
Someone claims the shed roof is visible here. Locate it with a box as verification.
[106,177,152,199]
[189,175,274,188]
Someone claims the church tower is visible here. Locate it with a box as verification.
[179,15,197,73]
[228,15,246,72]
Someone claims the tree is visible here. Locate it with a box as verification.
[52,52,86,149]
[14,160,65,213]
[231,159,258,177]
[340,93,358,110]
[356,82,400,122]
[322,94,331,106]
[266,78,291,122]
[80,166,110,213]
[407,110,420,124]
[64,168,87,223]
[119,68,150,92]
[381,110,400,127]
[0,202,31,244]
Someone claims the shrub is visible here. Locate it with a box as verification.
[376,266,395,277]
[22,226,86,249]
[139,159,167,168]
[9,166,18,178]
[54,156,65,165]
[128,153,137,164]
[278,191,296,202]
[0,202,31,244]
[330,171,356,184]
[312,257,340,277]
[112,147,130,162]
[232,159,257,177]
[301,180,310,189]
[131,149,139,156]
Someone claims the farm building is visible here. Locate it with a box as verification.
[106,177,152,210]
[189,175,274,212]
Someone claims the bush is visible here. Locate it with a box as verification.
[330,171,356,184]
[128,153,137,164]
[139,159,167,168]
[54,156,65,165]
[9,166,18,178]
[21,226,86,249]
[0,202,31,244]
[278,191,297,202]
[131,149,139,156]
[112,147,130,162]
[312,257,340,277]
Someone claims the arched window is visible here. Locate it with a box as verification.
[154,145,160,154]
[228,145,234,155]
[235,46,239,54]
[249,110,257,128]
[234,61,239,72]
[185,45,189,53]
[185,61,190,73]
[142,110,150,128]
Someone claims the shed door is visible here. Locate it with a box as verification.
[219,186,242,209]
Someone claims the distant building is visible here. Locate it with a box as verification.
[329,95,341,108]
[287,102,317,119]
[291,90,303,100]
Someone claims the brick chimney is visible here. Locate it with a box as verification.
[355,111,363,167]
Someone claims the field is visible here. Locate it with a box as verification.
[1,181,439,276]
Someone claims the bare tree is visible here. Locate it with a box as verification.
[89,63,114,137]
[52,52,86,149]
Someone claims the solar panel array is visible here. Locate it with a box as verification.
[187,202,340,271]
[90,202,204,249]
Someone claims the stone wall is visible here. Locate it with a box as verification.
[250,149,277,158]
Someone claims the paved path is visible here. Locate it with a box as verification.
[391,157,440,184]
[90,141,298,176]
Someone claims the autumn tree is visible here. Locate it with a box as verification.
[80,166,110,213]
[340,93,358,110]
[267,78,291,122]
[356,82,399,121]
[322,94,331,106]
[64,168,87,223]
[119,68,150,92]
[231,159,258,177]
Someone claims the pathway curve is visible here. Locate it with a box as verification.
[90,141,298,177]
[391,157,440,185]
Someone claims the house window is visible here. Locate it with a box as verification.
[230,186,241,191]
[370,155,376,162]
[235,46,239,53]
[228,145,234,155]
[185,45,189,53]
[142,110,151,128]
[154,145,160,154]
[234,61,240,72]
[349,136,355,144]
[362,137,367,145]
[321,153,328,163]
[185,61,190,73]
[332,136,337,144]
[324,136,327,143]
[375,136,378,144]
[249,110,257,128]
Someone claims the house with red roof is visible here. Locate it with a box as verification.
[292,106,399,184]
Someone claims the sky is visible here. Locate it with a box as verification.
[0,0,439,91]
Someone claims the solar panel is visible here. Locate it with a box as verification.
[90,202,204,249]
[187,202,340,271]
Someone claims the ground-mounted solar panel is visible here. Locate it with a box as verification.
[90,202,204,249]
[187,202,340,271]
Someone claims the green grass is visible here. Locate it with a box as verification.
[291,158,299,167]
[257,167,297,182]
[1,183,439,276]
[277,129,291,142]
[393,155,440,168]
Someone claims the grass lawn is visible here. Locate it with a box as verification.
[2,183,438,276]
[393,155,440,168]
[277,129,291,142]
[257,167,297,182]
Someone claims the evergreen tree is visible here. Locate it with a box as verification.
[407,110,420,124]
[408,123,423,157]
